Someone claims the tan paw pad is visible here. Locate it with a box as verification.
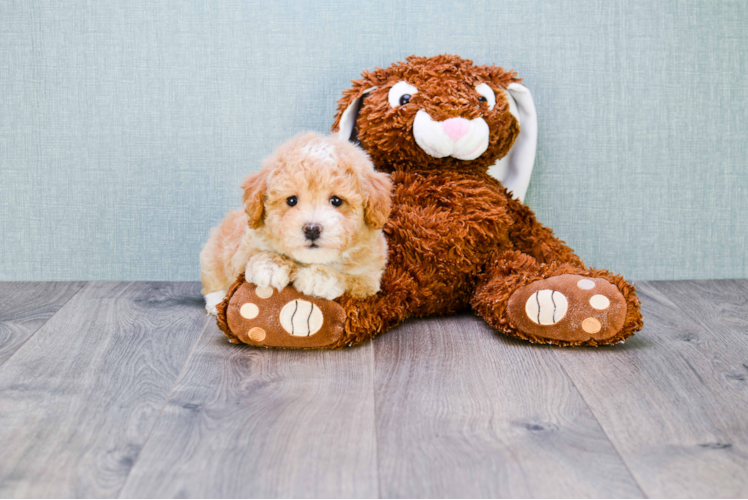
[582,317,601,333]
[240,303,259,319]
[589,295,610,310]
[248,327,266,342]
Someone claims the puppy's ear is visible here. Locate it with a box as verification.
[362,170,392,230]
[241,171,267,229]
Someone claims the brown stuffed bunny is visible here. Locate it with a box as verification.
[218,54,642,348]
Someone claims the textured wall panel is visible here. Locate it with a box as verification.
[1,0,746,280]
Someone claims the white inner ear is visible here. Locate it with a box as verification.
[501,88,520,122]
[337,87,376,141]
[487,83,537,203]
[475,83,496,110]
[388,81,418,108]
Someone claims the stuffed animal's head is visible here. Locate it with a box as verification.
[333,55,520,172]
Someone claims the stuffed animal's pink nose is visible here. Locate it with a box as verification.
[441,118,470,142]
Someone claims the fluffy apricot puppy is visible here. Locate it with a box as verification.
[200,132,391,315]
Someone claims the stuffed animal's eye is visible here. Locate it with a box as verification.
[286,196,298,207]
[388,81,419,108]
[475,83,496,110]
[330,196,343,207]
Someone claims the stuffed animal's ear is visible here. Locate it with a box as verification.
[241,171,267,229]
[334,86,377,144]
[487,83,537,203]
[362,169,392,230]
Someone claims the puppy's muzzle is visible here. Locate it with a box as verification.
[302,223,322,242]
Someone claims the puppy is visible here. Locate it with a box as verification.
[200,132,392,315]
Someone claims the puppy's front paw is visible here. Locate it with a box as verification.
[293,266,346,300]
[204,290,227,316]
[246,254,293,291]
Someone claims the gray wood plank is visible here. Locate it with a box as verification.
[373,314,644,498]
[552,280,748,498]
[119,323,378,499]
[0,282,86,366]
[0,281,209,498]
[650,279,748,348]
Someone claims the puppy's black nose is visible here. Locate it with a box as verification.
[302,223,322,241]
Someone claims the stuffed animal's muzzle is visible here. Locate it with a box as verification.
[413,111,490,161]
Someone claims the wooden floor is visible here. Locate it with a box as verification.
[0,280,746,498]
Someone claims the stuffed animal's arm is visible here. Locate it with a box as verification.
[504,195,584,267]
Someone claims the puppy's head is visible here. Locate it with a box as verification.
[243,132,391,264]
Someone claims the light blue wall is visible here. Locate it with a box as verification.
[1,0,746,281]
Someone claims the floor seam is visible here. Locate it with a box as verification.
[371,341,382,499]
[114,313,212,499]
[0,281,90,370]
[555,353,649,499]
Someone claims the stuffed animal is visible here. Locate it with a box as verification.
[217,54,643,348]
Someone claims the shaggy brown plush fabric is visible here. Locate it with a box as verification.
[328,55,643,347]
[218,54,643,348]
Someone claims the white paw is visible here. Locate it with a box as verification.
[204,290,226,316]
[293,267,345,300]
[246,257,291,291]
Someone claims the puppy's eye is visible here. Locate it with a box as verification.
[286,196,298,207]
[329,196,343,207]
[475,83,496,110]
[388,81,419,108]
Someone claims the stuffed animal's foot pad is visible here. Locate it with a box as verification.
[507,275,627,343]
[216,276,346,349]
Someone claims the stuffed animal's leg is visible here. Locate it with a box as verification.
[501,194,585,266]
[471,251,642,346]
[333,265,417,348]
[216,274,348,349]
[216,264,414,349]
